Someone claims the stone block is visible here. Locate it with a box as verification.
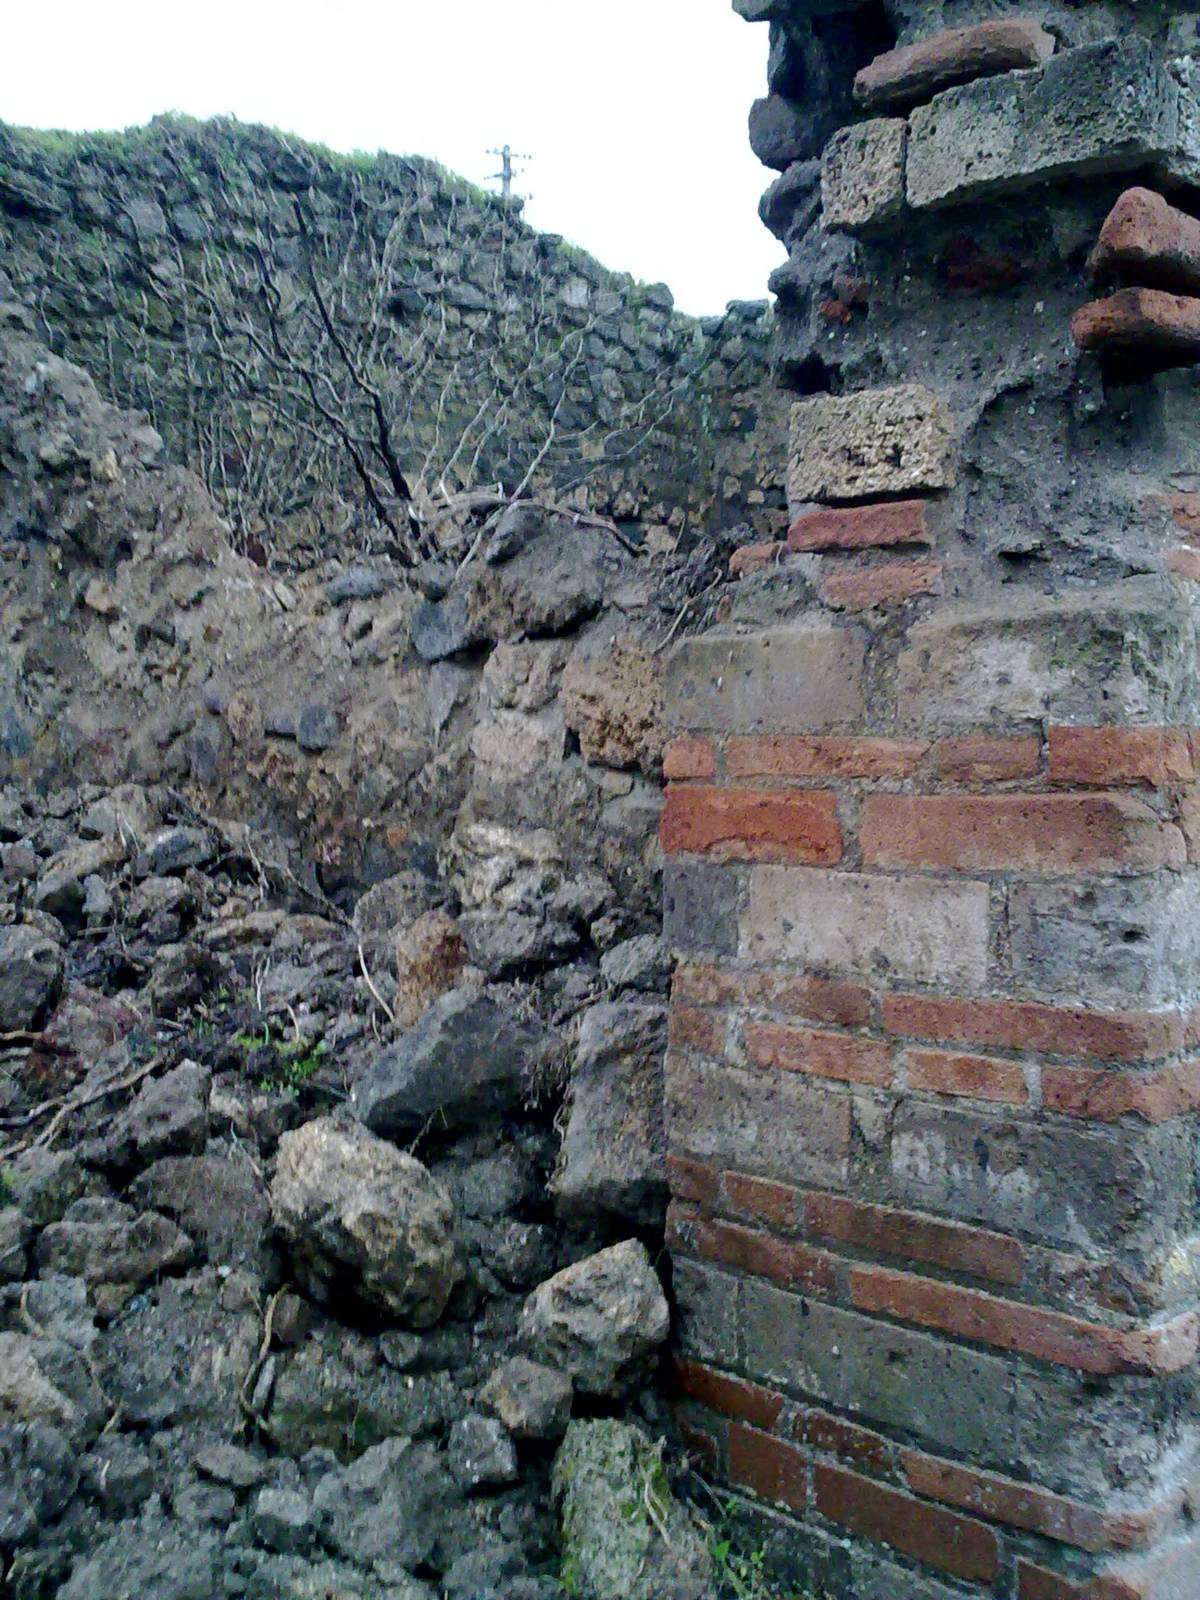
[743,866,990,989]
[750,95,824,170]
[673,1257,741,1367]
[889,1101,1196,1258]
[1008,873,1200,1009]
[821,119,907,233]
[741,1281,1021,1466]
[854,19,1055,115]
[665,1053,852,1189]
[788,386,956,504]
[907,40,1179,211]
[895,581,1200,733]
[662,861,743,957]
[663,624,866,733]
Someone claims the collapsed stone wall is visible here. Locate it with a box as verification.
[0,116,787,564]
[663,4,1200,1598]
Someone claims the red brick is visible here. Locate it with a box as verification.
[662,786,843,864]
[788,499,930,551]
[1048,727,1194,788]
[726,734,929,780]
[853,18,1054,114]
[930,735,1042,783]
[796,1409,896,1476]
[1167,493,1200,536]
[1041,1060,1200,1125]
[859,792,1185,873]
[849,1265,1200,1376]
[676,1415,719,1471]
[746,1021,895,1087]
[814,1463,1000,1584]
[1018,1562,1092,1600]
[1167,546,1200,582]
[672,963,872,1028]
[904,1450,1176,1553]
[728,1423,808,1512]
[687,1211,837,1296]
[906,1047,1029,1105]
[1091,187,1200,298]
[663,736,716,781]
[730,540,786,577]
[822,558,943,612]
[666,1152,721,1205]
[723,1170,801,1229]
[882,992,1186,1063]
[1019,1553,1200,1600]
[668,1005,722,1057]
[1072,288,1200,365]
[671,1358,785,1430]
[804,1192,1025,1286]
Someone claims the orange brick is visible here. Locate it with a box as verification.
[685,1211,837,1296]
[1072,287,1200,364]
[803,1192,1024,1286]
[1048,727,1194,788]
[672,964,872,1028]
[849,1265,1200,1376]
[882,992,1186,1064]
[788,499,930,551]
[906,1047,1029,1105]
[822,558,942,612]
[666,1152,721,1205]
[662,785,843,863]
[723,1170,801,1229]
[671,1358,785,1431]
[729,1423,808,1512]
[904,1450,1176,1554]
[859,793,1185,873]
[1167,546,1200,582]
[746,1021,895,1087]
[1041,1060,1200,1124]
[668,1005,723,1056]
[930,735,1042,783]
[814,1463,1000,1584]
[796,1408,896,1476]
[730,540,786,577]
[663,736,716,781]
[725,734,929,780]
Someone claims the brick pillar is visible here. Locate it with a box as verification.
[663,8,1200,1597]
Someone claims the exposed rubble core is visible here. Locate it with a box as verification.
[664,3,1200,1597]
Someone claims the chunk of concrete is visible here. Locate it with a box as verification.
[822,118,907,232]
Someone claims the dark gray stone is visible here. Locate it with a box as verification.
[352,989,545,1138]
[326,566,388,603]
[0,924,63,1032]
[662,861,741,957]
[447,1411,518,1490]
[296,703,339,752]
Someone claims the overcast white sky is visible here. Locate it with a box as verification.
[2,0,784,315]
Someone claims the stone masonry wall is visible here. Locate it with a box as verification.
[662,4,1200,1598]
[0,116,787,563]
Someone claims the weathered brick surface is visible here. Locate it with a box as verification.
[662,735,716,781]
[745,1021,895,1086]
[730,539,787,577]
[882,992,1187,1062]
[1072,289,1200,366]
[1047,727,1194,788]
[930,734,1043,783]
[725,734,927,779]
[905,1047,1029,1105]
[859,793,1185,873]
[1091,187,1200,298]
[671,1357,785,1430]
[672,962,872,1027]
[729,1423,809,1511]
[662,784,843,863]
[813,1464,1000,1583]
[1041,1060,1200,1124]
[821,557,943,611]
[788,499,929,552]
[804,1192,1025,1285]
[853,18,1055,114]
[849,1264,1200,1375]
[903,1451,1176,1553]
[671,1204,837,1295]
[821,118,907,233]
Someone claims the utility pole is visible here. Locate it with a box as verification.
[487,145,531,201]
